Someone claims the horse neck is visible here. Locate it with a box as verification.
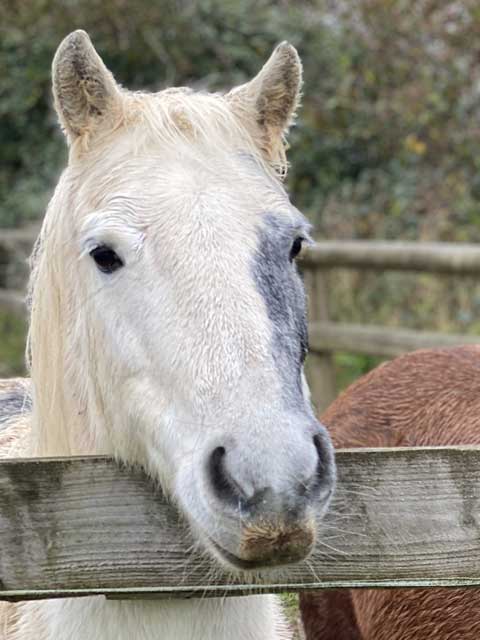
[18,595,289,640]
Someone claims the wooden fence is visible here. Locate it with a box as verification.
[302,241,480,412]
[2,446,480,602]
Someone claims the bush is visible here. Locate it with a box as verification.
[4,1,480,240]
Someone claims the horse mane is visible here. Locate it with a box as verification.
[70,87,289,176]
[25,87,286,457]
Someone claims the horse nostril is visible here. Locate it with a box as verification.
[313,433,328,473]
[310,433,335,499]
[208,446,244,507]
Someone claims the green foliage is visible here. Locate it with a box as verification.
[4,1,480,238]
[0,0,310,227]
[280,593,303,639]
[334,352,385,392]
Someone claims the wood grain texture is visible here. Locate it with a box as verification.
[309,321,479,358]
[2,447,480,601]
[305,269,336,413]
[302,241,480,274]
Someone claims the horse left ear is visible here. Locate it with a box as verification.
[227,42,302,161]
[52,30,122,146]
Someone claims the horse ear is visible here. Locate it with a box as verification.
[227,42,302,157]
[52,30,122,144]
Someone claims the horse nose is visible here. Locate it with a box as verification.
[205,431,335,568]
[207,431,334,514]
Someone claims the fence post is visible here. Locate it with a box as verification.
[305,267,337,414]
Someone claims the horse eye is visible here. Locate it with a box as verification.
[89,245,124,274]
[290,237,304,261]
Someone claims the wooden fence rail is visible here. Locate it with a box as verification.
[2,446,480,602]
[309,322,480,359]
[301,241,480,412]
[303,241,480,274]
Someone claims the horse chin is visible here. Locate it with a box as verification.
[192,511,318,575]
[208,539,271,573]
[205,535,315,573]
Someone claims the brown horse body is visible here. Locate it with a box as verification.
[301,345,480,639]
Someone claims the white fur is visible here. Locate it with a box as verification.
[2,33,313,640]
[12,596,289,640]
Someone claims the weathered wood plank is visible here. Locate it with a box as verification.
[305,269,337,412]
[302,241,480,274]
[309,321,479,358]
[2,447,480,601]
[0,226,39,252]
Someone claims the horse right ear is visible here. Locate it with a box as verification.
[226,42,302,170]
[52,30,122,145]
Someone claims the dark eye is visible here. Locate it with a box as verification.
[290,237,304,261]
[89,245,124,274]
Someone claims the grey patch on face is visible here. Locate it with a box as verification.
[252,213,309,410]
[0,380,32,430]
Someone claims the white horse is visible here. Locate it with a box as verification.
[0,31,336,640]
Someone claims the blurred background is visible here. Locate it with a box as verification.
[2,0,480,390]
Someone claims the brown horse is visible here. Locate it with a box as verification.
[300,345,480,639]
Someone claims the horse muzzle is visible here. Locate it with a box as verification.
[209,516,317,569]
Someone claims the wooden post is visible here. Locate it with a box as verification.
[304,267,336,413]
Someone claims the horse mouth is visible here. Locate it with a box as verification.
[209,539,269,570]
[207,523,316,571]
